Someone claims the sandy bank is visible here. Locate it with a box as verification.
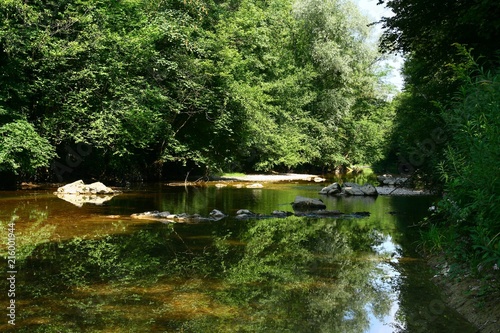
[213,173,326,182]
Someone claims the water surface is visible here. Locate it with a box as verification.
[0,182,476,332]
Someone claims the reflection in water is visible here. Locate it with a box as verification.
[54,193,119,207]
[0,184,477,332]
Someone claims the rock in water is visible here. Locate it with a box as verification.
[209,209,226,220]
[54,180,118,206]
[55,180,115,194]
[319,182,341,195]
[292,196,327,210]
[360,184,377,196]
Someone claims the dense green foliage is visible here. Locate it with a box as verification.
[431,68,500,270]
[378,0,500,271]
[0,0,393,181]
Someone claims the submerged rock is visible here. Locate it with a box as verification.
[271,210,294,218]
[294,209,343,217]
[131,207,370,223]
[131,210,226,223]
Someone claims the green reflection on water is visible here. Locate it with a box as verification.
[0,185,477,333]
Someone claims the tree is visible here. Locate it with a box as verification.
[0,119,56,175]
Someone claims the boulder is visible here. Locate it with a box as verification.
[360,184,377,196]
[377,174,409,186]
[319,182,341,195]
[55,180,115,195]
[340,182,378,196]
[236,209,254,215]
[292,196,327,210]
[319,182,377,196]
[342,182,365,196]
[209,209,226,220]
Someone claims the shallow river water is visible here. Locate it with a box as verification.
[0,181,477,332]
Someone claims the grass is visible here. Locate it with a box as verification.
[220,172,247,178]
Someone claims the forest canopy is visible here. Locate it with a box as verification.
[0,0,394,182]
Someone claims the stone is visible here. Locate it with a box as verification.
[342,182,365,196]
[131,210,226,223]
[54,180,119,206]
[292,196,327,210]
[341,182,378,196]
[360,184,378,196]
[272,210,293,217]
[235,213,254,220]
[319,182,341,195]
[236,209,254,215]
[246,183,264,188]
[377,174,409,186]
[55,180,115,195]
[209,209,226,220]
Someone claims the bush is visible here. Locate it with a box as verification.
[0,120,56,175]
[436,65,500,270]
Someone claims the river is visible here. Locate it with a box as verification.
[0,180,477,332]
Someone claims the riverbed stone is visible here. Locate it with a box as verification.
[319,182,341,195]
[292,196,327,210]
[209,209,226,220]
[246,183,264,188]
[360,184,378,196]
[377,174,409,186]
[131,210,226,223]
[236,209,254,215]
[342,182,365,196]
[55,180,116,194]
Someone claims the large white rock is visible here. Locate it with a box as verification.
[55,180,115,195]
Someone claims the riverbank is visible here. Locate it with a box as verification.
[426,255,500,333]
[213,173,326,182]
[213,173,431,195]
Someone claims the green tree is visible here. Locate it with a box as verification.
[0,119,56,175]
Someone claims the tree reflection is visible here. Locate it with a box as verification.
[184,217,392,333]
[2,214,395,333]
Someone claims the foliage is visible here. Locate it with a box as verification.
[0,120,56,175]
[436,66,500,269]
[0,0,393,180]
[378,0,500,273]
[378,0,500,182]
